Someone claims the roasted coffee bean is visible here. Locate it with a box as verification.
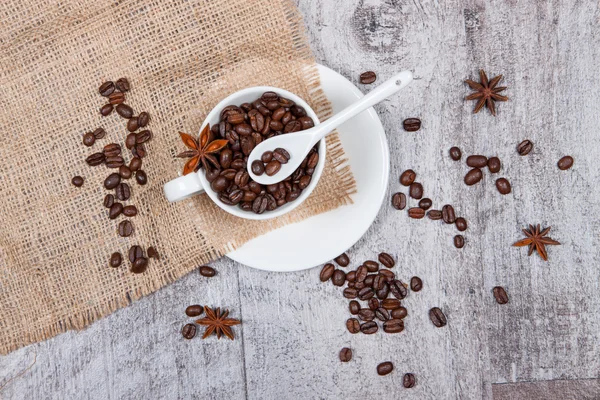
[129,157,142,171]
[359,71,377,84]
[220,169,237,180]
[418,198,432,210]
[123,205,137,217]
[71,176,84,187]
[181,323,196,339]
[227,113,246,125]
[349,300,361,315]
[487,157,501,173]
[251,160,264,176]
[116,104,133,119]
[364,261,379,273]
[106,156,124,168]
[449,146,462,161]
[365,275,376,287]
[368,298,380,310]
[495,178,511,194]
[92,127,106,139]
[429,307,447,327]
[403,118,421,132]
[103,194,115,208]
[557,156,574,170]
[298,175,312,189]
[358,287,375,300]
[307,152,319,169]
[104,173,121,189]
[265,160,281,176]
[335,253,350,267]
[234,170,250,187]
[383,318,404,333]
[358,309,375,321]
[360,321,378,334]
[219,149,232,169]
[346,271,357,282]
[118,220,134,237]
[454,235,465,248]
[464,168,483,185]
[125,133,137,149]
[343,288,358,299]
[409,182,423,199]
[110,252,122,268]
[372,274,385,291]
[377,362,393,376]
[137,112,150,127]
[86,152,105,166]
[115,77,130,92]
[466,155,487,168]
[442,205,456,224]
[133,143,146,158]
[136,130,152,143]
[391,192,406,210]
[382,299,401,310]
[240,202,253,211]
[100,104,113,116]
[99,81,115,96]
[228,189,243,205]
[116,183,131,201]
[427,210,442,220]
[109,91,125,105]
[355,265,368,282]
[234,123,252,136]
[284,120,302,133]
[240,136,255,156]
[403,373,416,388]
[297,116,314,130]
[354,281,366,290]
[379,269,395,282]
[399,169,416,186]
[493,286,509,304]
[378,252,395,268]
[332,270,346,286]
[410,276,423,292]
[119,165,132,179]
[243,191,257,202]
[128,245,143,263]
[346,318,360,334]
[252,195,268,214]
[82,131,95,146]
[273,148,290,164]
[135,170,148,185]
[408,207,425,219]
[517,139,533,155]
[339,347,352,362]
[376,282,390,299]
[391,306,408,319]
[219,193,235,206]
[147,247,159,259]
[261,91,278,102]
[261,151,273,163]
[185,305,203,317]
[199,266,216,277]
[389,280,408,300]
[454,217,468,231]
[375,307,389,321]
[290,105,306,117]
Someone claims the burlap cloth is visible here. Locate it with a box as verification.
[0,0,356,354]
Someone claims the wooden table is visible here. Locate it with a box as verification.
[2,1,599,398]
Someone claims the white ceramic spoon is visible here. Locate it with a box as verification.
[247,70,413,185]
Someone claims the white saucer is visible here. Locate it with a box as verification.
[227,64,389,272]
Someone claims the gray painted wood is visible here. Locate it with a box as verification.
[1,0,599,399]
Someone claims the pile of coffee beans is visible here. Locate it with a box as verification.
[251,148,291,177]
[392,169,467,249]
[205,92,318,214]
[451,149,512,195]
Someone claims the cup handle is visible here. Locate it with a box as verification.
[164,172,205,202]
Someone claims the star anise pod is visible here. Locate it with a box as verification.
[177,124,228,175]
[513,224,560,261]
[465,69,508,116]
[196,306,241,340]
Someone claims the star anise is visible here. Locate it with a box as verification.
[465,69,508,116]
[177,124,228,175]
[513,224,560,261]
[196,306,241,340]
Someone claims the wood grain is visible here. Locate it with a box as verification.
[1,0,600,399]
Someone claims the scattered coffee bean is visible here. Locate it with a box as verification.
[105,156,124,168]
[379,269,395,282]
[116,183,131,201]
[381,299,401,310]
[128,245,143,263]
[360,321,378,334]
[335,253,350,267]
[454,235,465,248]
[71,176,84,187]
[409,182,423,199]
[378,252,395,268]
[131,257,148,273]
[442,205,456,224]
[119,165,132,179]
[103,194,114,208]
[355,265,368,282]
[391,307,408,319]
[265,160,281,176]
[403,118,421,132]
[135,170,148,185]
[83,132,95,146]
[493,286,509,304]
[418,198,432,210]
[408,207,425,219]
[125,133,137,150]
[495,178,511,194]
[118,220,134,237]
[557,156,574,170]
[487,157,501,173]
[92,128,106,139]
[109,92,125,105]
[364,260,379,273]
[389,280,408,300]
[115,78,130,92]
[346,318,360,334]
[403,373,416,388]
[349,300,361,315]
[110,252,122,268]
[368,298,380,310]
[136,130,152,143]
[127,117,139,132]
[129,157,142,171]
[455,217,467,231]
[377,361,393,376]
[364,275,375,288]
[383,318,404,333]
[358,287,375,300]
[399,169,416,186]
[133,143,146,158]
[464,168,483,185]
[100,104,113,116]
[359,71,377,84]
[449,146,462,160]
[346,271,357,282]
[429,307,447,327]
[320,263,335,282]
[343,288,358,299]
[466,155,487,168]
[123,205,137,217]
[138,112,150,127]
[358,309,375,321]
[181,323,196,339]
[147,247,159,259]
[104,173,121,189]
[517,139,533,155]
[392,192,407,210]
[339,347,352,362]
[332,270,346,286]
[199,266,216,277]
[185,305,203,317]
[116,104,133,119]
[99,81,115,97]
[427,210,442,220]
[86,152,105,166]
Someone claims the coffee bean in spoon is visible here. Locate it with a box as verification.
[265,160,281,176]
[251,160,264,176]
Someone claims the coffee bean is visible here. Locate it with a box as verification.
[307,152,319,169]
[359,71,377,84]
[349,300,361,315]
[136,130,152,143]
[377,362,393,376]
[265,160,281,176]
[298,116,314,130]
[129,157,142,171]
[298,175,312,189]
[454,235,465,248]
[116,183,131,201]
[104,173,121,189]
[455,217,467,231]
[409,182,423,199]
[320,264,335,282]
[86,152,105,166]
[133,143,147,158]
[375,307,389,321]
[442,205,456,224]
[93,128,106,139]
[427,210,442,220]
[110,252,122,268]
[391,192,406,210]
[71,176,84,187]
[383,318,404,333]
[135,170,148,185]
[118,220,134,237]
[138,112,150,127]
[517,139,533,155]
[332,270,346,286]
[129,245,143,263]
[343,288,358,299]
[354,281,365,290]
[359,287,375,300]
[83,132,95,147]
[251,160,264,176]
[493,286,509,304]
[488,157,501,173]
[418,198,432,210]
[123,205,137,217]
[364,275,375,288]
[119,165,132,179]
[289,105,306,118]
[429,307,447,327]
[99,81,115,96]
[391,307,408,319]
[389,280,408,300]
[364,260,379,272]
[403,373,416,388]
[358,308,375,321]
[227,113,246,125]
[126,117,139,132]
[399,169,416,186]
[464,168,483,185]
[261,151,273,163]
[368,298,380,310]
[379,269,395,282]
[147,247,159,259]
[466,155,487,168]
[449,146,462,161]
[124,133,136,150]
[109,92,125,105]
[403,118,421,132]
[185,305,203,317]
[199,266,216,277]
[273,148,290,164]
[346,318,360,334]
[116,104,133,119]
[339,347,352,362]
[335,253,350,267]
[378,252,394,268]
[115,78,130,92]
[252,195,268,214]
[557,156,574,170]
[408,207,425,219]
[219,149,232,169]
[360,321,378,334]
[103,194,114,208]
[346,271,357,282]
[240,136,255,156]
[382,299,401,310]
[100,104,113,116]
[356,265,368,282]
[372,274,385,291]
[410,276,423,292]
[495,178,511,194]
[181,323,196,339]
[103,143,121,157]
[104,156,123,168]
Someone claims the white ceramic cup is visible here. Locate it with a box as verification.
[164,86,325,220]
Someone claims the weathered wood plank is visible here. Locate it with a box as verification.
[493,379,600,400]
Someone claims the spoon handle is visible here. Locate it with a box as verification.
[308,70,413,145]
